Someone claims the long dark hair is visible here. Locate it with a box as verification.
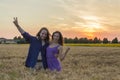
[36,27,50,43]
[52,31,63,46]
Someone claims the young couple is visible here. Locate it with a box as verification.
[13,17,70,72]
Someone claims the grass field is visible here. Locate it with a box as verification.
[0,44,120,80]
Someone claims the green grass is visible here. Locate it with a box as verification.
[64,43,120,47]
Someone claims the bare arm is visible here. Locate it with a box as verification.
[58,46,70,61]
[13,17,25,34]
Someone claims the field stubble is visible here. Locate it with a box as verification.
[0,44,120,80]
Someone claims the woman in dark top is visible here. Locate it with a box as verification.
[13,17,50,69]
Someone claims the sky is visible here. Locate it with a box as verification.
[0,0,120,40]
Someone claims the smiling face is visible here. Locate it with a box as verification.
[52,31,63,45]
[40,29,47,40]
[36,27,50,42]
[52,33,60,42]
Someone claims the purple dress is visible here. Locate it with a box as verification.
[46,45,61,71]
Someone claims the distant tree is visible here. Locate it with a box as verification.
[88,39,93,43]
[98,38,102,43]
[18,36,22,40]
[93,37,100,43]
[103,38,109,44]
[13,36,27,44]
[64,37,72,43]
[17,38,26,44]
[73,37,79,43]
[78,38,88,43]
[13,36,20,43]
[13,36,18,40]
[112,37,118,43]
[64,37,68,43]
[83,38,89,43]
[79,38,84,43]
[67,38,73,43]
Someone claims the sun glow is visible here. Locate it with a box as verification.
[88,22,101,29]
[82,16,99,21]
[84,32,94,39]
[81,15,102,32]
[83,22,101,32]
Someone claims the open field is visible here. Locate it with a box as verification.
[0,44,120,80]
[65,43,120,47]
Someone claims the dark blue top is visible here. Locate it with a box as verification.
[22,32,49,69]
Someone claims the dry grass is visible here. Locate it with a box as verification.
[0,44,120,80]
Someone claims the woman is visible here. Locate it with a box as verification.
[46,31,70,71]
[13,17,50,70]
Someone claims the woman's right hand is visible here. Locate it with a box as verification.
[13,17,25,34]
[13,17,19,26]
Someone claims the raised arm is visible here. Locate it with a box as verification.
[58,46,70,61]
[13,17,25,34]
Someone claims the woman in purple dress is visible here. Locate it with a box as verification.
[46,31,70,71]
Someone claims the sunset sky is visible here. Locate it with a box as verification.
[0,0,120,40]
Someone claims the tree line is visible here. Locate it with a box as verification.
[64,37,119,44]
[13,36,119,44]
[13,36,28,44]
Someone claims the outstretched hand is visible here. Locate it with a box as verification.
[13,17,25,34]
[61,47,70,61]
[66,47,70,51]
[13,17,19,26]
[65,47,70,54]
